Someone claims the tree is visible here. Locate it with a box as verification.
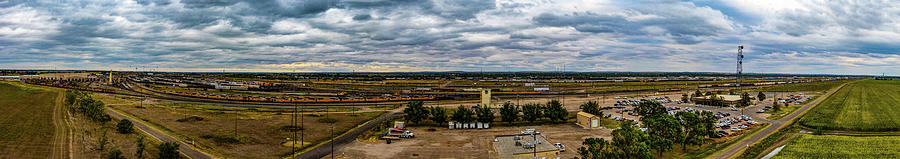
[521,104,543,122]
[116,119,134,134]
[635,101,680,156]
[643,115,682,156]
[578,137,610,159]
[107,148,125,159]
[681,94,690,103]
[704,91,714,96]
[98,130,109,152]
[739,92,752,107]
[576,122,652,159]
[698,111,717,138]
[675,111,700,150]
[693,90,704,98]
[545,100,568,122]
[757,92,766,101]
[429,107,447,124]
[772,100,781,112]
[402,101,429,124]
[475,106,495,123]
[158,142,181,159]
[135,136,146,159]
[68,92,112,122]
[634,101,667,119]
[608,122,653,159]
[451,105,474,123]
[499,103,519,123]
[580,101,601,116]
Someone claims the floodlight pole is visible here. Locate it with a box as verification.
[532,133,537,158]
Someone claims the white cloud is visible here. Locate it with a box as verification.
[0,5,60,41]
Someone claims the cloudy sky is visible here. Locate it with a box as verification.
[1,0,898,75]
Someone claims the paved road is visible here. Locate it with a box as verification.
[296,112,401,159]
[713,83,849,159]
[106,109,213,159]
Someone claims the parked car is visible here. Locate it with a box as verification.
[554,143,566,152]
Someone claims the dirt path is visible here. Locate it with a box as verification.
[105,108,214,159]
[713,83,849,159]
[50,90,70,159]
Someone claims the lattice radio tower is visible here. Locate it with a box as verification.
[737,45,744,89]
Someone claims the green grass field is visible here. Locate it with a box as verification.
[748,79,856,92]
[773,134,900,159]
[0,82,58,158]
[799,80,900,131]
[765,105,801,120]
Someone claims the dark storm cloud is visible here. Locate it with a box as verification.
[532,2,732,44]
[0,0,897,74]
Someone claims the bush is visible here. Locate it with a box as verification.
[176,116,204,122]
[279,125,304,132]
[158,142,181,159]
[306,113,324,117]
[318,117,338,123]
[108,148,125,159]
[200,130,251,144]
[116,119,134,134]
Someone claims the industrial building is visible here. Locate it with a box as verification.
[576,112,602,129]
[492,130,560,159]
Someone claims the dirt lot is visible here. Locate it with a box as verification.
[324,124,612,159]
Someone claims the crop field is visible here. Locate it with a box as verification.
[748,79,856,92]
[98,95,386,158]
[799,80,900,131]
[0,82,58,158]
[772,134,900,158]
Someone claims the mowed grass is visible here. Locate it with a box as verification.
[772,134,900,159]
[748,79,856,92]
[0,82,57,158]
[799,80,900,131]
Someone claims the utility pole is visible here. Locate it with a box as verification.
[516,94,520,106]
[234,114,238,137]
[291,103,299,155]
[301,104,304,148]
[532,132,537,158]
[329,108,334,159]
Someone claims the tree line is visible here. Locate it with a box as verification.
[66,90,111,122]
[402,100,570,125]
[66,90,182,159]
